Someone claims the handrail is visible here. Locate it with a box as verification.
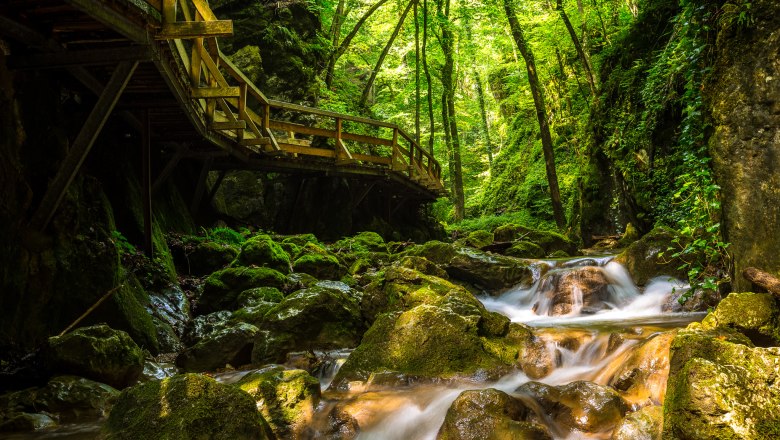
[155,0,443,191]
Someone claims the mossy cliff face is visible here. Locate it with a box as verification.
[663,292,780,439]
[705,0,780,291]
[103,373,273,440]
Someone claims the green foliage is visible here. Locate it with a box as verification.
[202,227,246,246]
[111,230,136,256]
[718,0,754,31]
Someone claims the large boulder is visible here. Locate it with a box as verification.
[46,325,144,389]
[0,375,118,426]
[176,322,258,372]
[235,234,291,273]
[700,292,780,346]
[292,242,345,280]
[517,381,629,433]
[436,388,552,440]
[236,366,321,438]
[330,304,510,390]
[482,323,554,379]
[611,405,662,440]
[103,373,272,440]
[613,227,687,286]
[198,266,287,314]
[533,266,613,316]
[446,249,534,290]
[505,241,546,259]
[607,331,676,407]
[251,281,364,364]
[663,324,780,439]
[173,239,238,276]
[493,225,577,255]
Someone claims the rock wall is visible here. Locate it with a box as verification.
[706,0,780,291]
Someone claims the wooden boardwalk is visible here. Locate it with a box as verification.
[1,0,445,232]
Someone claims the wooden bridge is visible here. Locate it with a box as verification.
[1,0,445,233]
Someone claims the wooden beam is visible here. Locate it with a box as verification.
[141,111,153,257]
[65,0,150,43]
[190,86,240,98]
[211,121,246,130]
[205,169,227,206]
[190,158,213,214]
[158,21,233,39]
[28,61,139,231]
[8,46,152,70]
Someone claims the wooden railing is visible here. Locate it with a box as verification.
[154,0,443,192]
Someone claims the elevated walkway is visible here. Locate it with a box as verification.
[0,0,444,233]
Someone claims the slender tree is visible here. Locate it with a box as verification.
[325,0,391,88]
[503,0,566,228]
[360,0,415,107]
[556,0,596,96]
[414,0,421,143]
[422,0,435,154]
[474,70,494,170]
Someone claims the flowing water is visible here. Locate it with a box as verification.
[7,256,703,439]
[311,255,704,440]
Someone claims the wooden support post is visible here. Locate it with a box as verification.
[162,0,177,23]
[205,169,227,206]
[152,145,187,193]
[353,181,377,208]
[28,61,138,231]
[190,157,213,215]
[141,110,153,257]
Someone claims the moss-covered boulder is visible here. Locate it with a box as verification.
[176,322,258,372]
[493,225,578,255]
[607,331,675,407]
[235,234,291,273]
[103,373,272,440]
[236,366,321,438]
[180,241,238,276]
[517,381,629,433]
[446,248,534,290]
[534,266,613,316]
[612,405,662,440]
[251,281,364,364]
[458,230,495,249]
[331,304,511,390]
[663,324,780,439]
[436,388,552,440]
[184,310,231,345]
[0,412,56,432]
[292,242,345,280]
[700,292,780,346]
[402,240,458,265]
[505,241,546,258]
[46,325,144,389]
[198,266,287,315]
[395,255,449,278]
[613,226,687,286]
[482,323,554,379]
[334,231,387,253]
[0,375,118,425]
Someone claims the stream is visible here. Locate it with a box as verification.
[6,256,702,439]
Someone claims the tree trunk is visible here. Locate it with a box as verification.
[325,0,391,88]
[743,267,780,297]
[414,0,421,143]
[474,70,494,169]
[422,0,435,155]
[556,0,596,96]
[503,0,566,229]
[360,0,415,107]
[329,0,348,47]
[439,0,464,220]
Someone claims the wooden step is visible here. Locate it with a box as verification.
[277,138,312,147]
[157,20,233,39]
[240,137,271,146]
[191,86,240,99]
[210,120,246,130]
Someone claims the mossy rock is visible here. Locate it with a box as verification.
[235,287,284,308]
[103,373,272,440]
[183,311,231,346]
[516,381,629,433]
[96,276,161,354]
[613,226,687,286]
[348,258,373,276]
[180,241,238,276]
[176,323,258,372]
[331,304,511,390]
[446,248,534,290]
[437,388,551,440]
[458,230,495,249]
[505,241,545,259]
[0,375,118,425]
[493,224,577,255]
[395,256,449,279]
[617,222,642,248]
[199,266,287,315]
[612,405,662,440]
[236,366,321,438]
[292,243,345,280]
[46,325,144,389]
[663,325,780,439]
[235,234,291,274]
[280,233,320,249]
[700,292,780,346]
[548,250,570,258]
[333,231,387,253]
[0,412,56,432]
[251,281,364,364]
[482,323,554,379]
[401,240,458,265]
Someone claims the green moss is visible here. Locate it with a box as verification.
[292,243,344,280]
[199,267,287,314]
[401,241,457,265]
[461,230,495,248]
[700,292,780,345]
[46,325,144,389]
[236,367,321,438]
[505,241,545,258]
[395,256,449,278]
[235,234,291,274]
[236,287,284,307]
[614,226,689,285]
[103,374,272,440]
[333,231,386,253]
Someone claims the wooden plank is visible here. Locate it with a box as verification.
[268,99,396,129]
[158,20,233,39]
[162,0,176,23]
[8,46,152,70]
[240,137,271,146]
[219,51,269,104]
[278,144,336,158]
[211,121,246,130]
[65,0,149,43]
[352,153,392,165]
[28,61,139,231]
[190,86,240,98]
[190,0,219,21]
